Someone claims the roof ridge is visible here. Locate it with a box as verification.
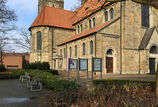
[44,6,74,13]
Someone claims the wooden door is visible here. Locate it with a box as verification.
[149,58,155,74]
[106,57,113,73]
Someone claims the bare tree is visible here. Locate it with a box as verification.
[0,0,17,64]
[0,0,17,33]
[71,0,81,11]
[13,28,30,51]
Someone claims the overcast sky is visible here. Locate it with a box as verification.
[6,0,80,52]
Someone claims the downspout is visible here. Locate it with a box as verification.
[66,44,68,70]
[95,33,97,57]
[120,1,123,74]
[52,28,54,69]
[138,50,140,74]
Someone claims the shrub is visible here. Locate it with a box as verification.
[47,70,58,75]
[23,62,50,70]
[93,79,156,92]
[22,62,30,69]
[40,84,157,107]
[0,64,6,72]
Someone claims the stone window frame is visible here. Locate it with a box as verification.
[78,25,80,34]
[36,31,42,51]
[110,8,114,20]
[141,4,150,28]
[70,47,72,58]
[82,43,86,56]
[105,11,108,22]
[93,17,96,27]
[150,46,157,54]
[90,40,93,55]
[80,24,82,33]
[89,19,92,29]
[64,48,66,59]
[75,45,77,57]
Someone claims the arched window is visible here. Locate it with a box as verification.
[89,19,92,29]
[80,24,82,33]
[90,41,93,55]
[36,31,42,50]
[70,47,72,57]
[107,49,113,55]
[82,43,86,55]
[78,25,80,33]
[93,17,96,27]
[64,48,66,58]
[52,4,55,7]
[150,46,157,54]
[110,8,114,19]
[75,45,77,57]
[105,11,108,22]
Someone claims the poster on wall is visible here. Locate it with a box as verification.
[93,58,102,72]
[79,59,88,71]
[69,58,78,69]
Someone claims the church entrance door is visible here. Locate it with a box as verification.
[106,57,113,73]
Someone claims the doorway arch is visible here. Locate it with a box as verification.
[149,45,158,74]
[106,49,114,73]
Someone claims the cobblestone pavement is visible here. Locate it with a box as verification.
[0,79,48,107]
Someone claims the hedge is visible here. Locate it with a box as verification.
[0,64,6,72]
[23,62,50,70]
[11,69,79,92]
[93,79,156,92]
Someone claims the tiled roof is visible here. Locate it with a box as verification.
[30,6,75,30]
[58,18,119,46]
[72,0,110,24]
[30,0,111,30]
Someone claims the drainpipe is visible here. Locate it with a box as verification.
[95,33,97,57]
[138,50,140,74]
[120,1,123,74]
[52,28,54,69]
[66,44,68,71]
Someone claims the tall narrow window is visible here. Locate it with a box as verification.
[141,4,149,27]
[36,31,42,50]
[110,8,114,19]
[82,43,86,55]
[64,48,66,58]
[80,24,82,33]
[78,25,80,33]
[105,11,108,22]
[75,45,77,57]
[93,17,96,27]
[90,41,93,55]
[70,47,72,57]
[89,19,92,29]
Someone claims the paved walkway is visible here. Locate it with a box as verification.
[58,71,157,86]
[0,79,48,107]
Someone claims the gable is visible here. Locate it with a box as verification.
[146,27,158,49]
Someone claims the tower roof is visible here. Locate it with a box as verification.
[30,6,75,30]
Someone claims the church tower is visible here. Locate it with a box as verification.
[38,0,64,13]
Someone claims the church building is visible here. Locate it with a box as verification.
[29,0,158,74]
